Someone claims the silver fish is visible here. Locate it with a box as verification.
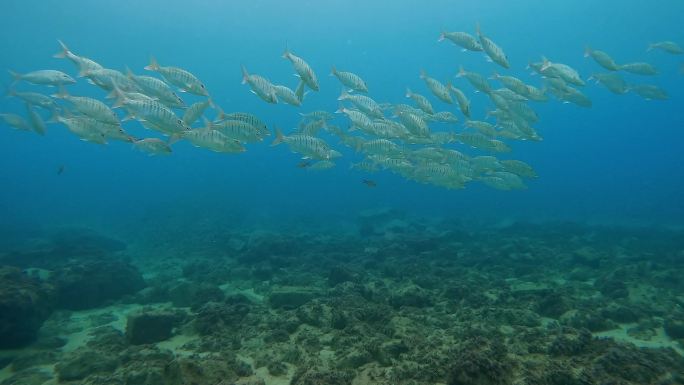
[272,127,340,160]
[476,24,510,69]
[241,65,278,104]
[127,69,185,108]
[274,84,302,106]
[1,113,32,132]
[420,70,453,104]
[282,47,319,91]
[132,138,172,155]
[25,103,46,135]
[438,31,483,52]
[331,66,368,93]
[584,47,620,71]
[53,40,103,76]
[647,41,683,55]
[182,99,214,126]
[405,88,435,114]
[9,70,75,87]
[145,57,209,96]
[619,62,658,76]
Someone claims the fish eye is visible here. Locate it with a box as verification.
[201,84,205,89]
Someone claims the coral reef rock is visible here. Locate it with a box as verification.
[125,309,184,345]
[0,266,54,349]
[50,260,146,310]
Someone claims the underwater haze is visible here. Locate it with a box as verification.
[1,0,684,384]
[0,0,682,228]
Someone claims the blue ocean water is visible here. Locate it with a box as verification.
[2,2,684,383]
[0,0,682,230]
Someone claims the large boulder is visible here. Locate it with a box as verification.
[126,309,184,345]
[0,266,54,349]
[50,260,145,310]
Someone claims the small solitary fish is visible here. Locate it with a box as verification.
[362,179,377,188]
[57,165,65,175]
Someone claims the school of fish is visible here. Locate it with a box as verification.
[2,29,681,191]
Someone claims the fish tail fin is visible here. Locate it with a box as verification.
[110,83,127,108]
[168,134,182,145]
[125,66,135,80]
[646,43,654,52]
[53,39,70,59]
[353,141,363,153]
[144,56,159,71]
[583,46,592,58]
[540,56,551,71]
[337,90,349,101]
[490,71,499,80]
[456,66,465,78]
[7,70,21,85]
[438,31,446,42]
[282,41,290,59]
[475,22,482,36]
[47,107,61,123]
[335,104,345,114]
[295,80,306,102]
[405,87,412,98]
[207,97,215,109]
[106,79,124,100]
[52,85,69,99]
[214,105,226,121]
[2,80,14,98]
[240,65,249,84]
[419,69,427,79]
[201,116,212,130]
[271,126,284,146]
[330,65,337,76]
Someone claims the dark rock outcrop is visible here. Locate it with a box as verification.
[0,266,54,349]
[50,260,145,310]
[125,309,183,345]
[56,348,119,381]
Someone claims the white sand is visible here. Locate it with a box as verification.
[595,323,683,356]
